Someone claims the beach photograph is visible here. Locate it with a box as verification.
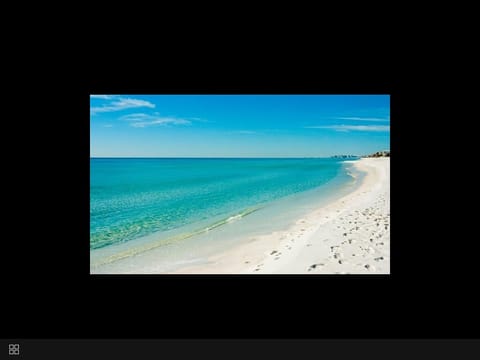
[90,95,390,274]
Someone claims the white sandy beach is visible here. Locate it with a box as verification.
[172,157,390,274]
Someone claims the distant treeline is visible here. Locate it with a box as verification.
[363,150,390,158]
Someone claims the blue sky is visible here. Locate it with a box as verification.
[90,95,390,157]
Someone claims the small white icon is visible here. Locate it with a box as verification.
[9,344,20,356]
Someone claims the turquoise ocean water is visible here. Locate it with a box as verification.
[90,158,359,271]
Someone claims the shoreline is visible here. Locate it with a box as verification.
[91,159,359,274]
[171,157,390,274]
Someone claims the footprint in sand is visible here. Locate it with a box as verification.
[308,263,324,271]
[364,264,376,271]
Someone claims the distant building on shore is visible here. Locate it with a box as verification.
[330,154,358,159]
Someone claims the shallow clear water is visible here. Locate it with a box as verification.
[90,158,359,271]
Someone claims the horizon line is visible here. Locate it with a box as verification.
[90,156,361,159]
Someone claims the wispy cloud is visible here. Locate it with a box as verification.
[121,113,155,121]
[336,116,390,122]
[131,119,191,128]
[188,117,211,123]
[91,96,155,114]
[306,125,390,132]
[90,95,115,100]
[121,113,191,128]
[103,124,114,128]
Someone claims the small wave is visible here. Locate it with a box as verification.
[90,206,262,269]
[227,214,242,222]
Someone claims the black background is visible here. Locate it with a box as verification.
[3,47,478,341]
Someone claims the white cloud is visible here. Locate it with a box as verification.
[121,113,191,128]
[103,124,114,128]
[306,125,390,132]
[336,116,390,122]
[121,113,153,121]
[188,117,211,123]
[91,97,155,114]
[90,95,116,100]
